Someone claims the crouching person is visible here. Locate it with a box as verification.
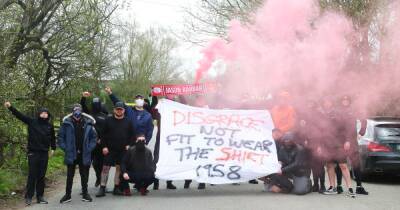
[58,104,97,203]
[265,132,311,195]
[120,135,155,196]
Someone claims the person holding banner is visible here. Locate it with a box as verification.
[105,87,154,145]
[96,102,136,197]
[4,101,56,206]
[150,95,177,190]
[120,135,156,196]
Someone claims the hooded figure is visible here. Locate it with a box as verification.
[6,103,56,205]
[120,136,155,196]
[80,95,109,187]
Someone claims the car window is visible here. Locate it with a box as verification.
[374,124,400,141]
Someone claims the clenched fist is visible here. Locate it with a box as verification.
[102,147,109,155]
[82,91,91,98]
[4,101,11,108]
[105,87,112,95]
[123,173,130,180]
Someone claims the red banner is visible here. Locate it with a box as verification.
[151,83,217,96]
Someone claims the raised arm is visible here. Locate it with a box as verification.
[4,102,33,125]
[105,87,120,105]
[80,91,91,114]
[105,87,134,119]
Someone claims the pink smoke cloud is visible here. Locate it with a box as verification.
[194,0,400,117]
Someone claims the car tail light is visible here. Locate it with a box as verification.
[367,142,392,152]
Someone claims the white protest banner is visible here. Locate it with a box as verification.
[155,99,280,184]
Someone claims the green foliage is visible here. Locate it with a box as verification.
[0,148,65,198]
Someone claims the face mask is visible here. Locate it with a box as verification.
[135,99,144,107]
[92,102,101,113]
[136,141,145,151]
[73,110,82,119]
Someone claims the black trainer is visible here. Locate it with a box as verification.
[312,184,319,192]
[25,198,32,206]
[356,186,369,195]
[184,180,192,189]
[96,186,106,197]
[82,193,93,202]
[347,188,356,198]
[166,181,177,190]
[249,179,259,184]
[319,185,326,194]
[113,186,123,196]
[60,194,72,204]
[198,183,206,190]
[37,196,48,204]
[323,186,337,195]
[153,179,159,190]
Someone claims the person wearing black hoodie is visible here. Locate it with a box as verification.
[120,134,155,196]
[4,101,56,206]
[80,91,108,187]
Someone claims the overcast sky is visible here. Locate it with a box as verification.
[117,0,206,77]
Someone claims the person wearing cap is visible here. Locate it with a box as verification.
[105,87,154,145]
[58,104,97,203]
[96,101,136,197]
[80,92,109,187]
[265,132,311,195]
[4,101,56,205]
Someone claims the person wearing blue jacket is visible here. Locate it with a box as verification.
[105,87,154,144]
[58,104,97,204]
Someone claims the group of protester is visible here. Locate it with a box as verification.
[3,87,369,206]
[265,91,369,197]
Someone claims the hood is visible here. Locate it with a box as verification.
[62,112,96,125]
[37,107,51,121]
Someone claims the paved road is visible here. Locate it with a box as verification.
[23,175,400,210]
[23,128,400,210]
